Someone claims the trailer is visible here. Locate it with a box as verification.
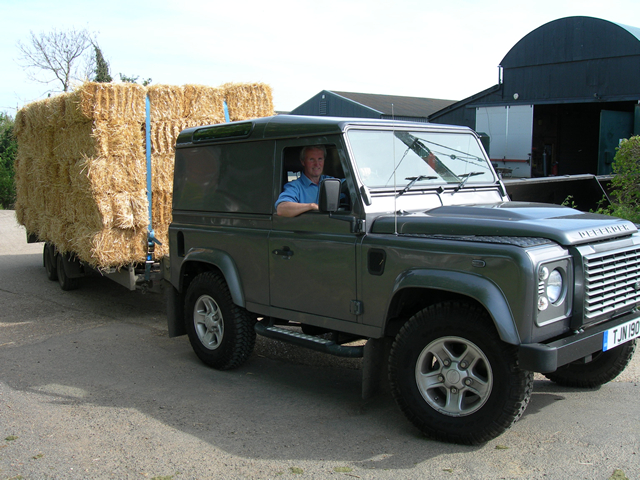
[15,82,273,294]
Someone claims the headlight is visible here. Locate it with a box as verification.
[547,269,564,304]
[534,258,572,326]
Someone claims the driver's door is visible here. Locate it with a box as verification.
[268,139,359,322]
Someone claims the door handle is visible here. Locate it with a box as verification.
[272,247,294,259]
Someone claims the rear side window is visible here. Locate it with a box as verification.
[173,141,274,214]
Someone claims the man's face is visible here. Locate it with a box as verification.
[301,148,325,183]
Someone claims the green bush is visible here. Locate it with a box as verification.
[0,112,17,209]
[595,135,640,224]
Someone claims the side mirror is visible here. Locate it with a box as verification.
[319,178,341,213]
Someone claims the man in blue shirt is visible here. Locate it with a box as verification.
[275,145,332,217]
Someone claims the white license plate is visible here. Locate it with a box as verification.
[602,318,640,351]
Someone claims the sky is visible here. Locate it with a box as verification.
[2,0,640,116]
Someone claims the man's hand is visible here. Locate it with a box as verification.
[276,202,319,217]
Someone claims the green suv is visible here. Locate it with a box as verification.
[166,115,639,444]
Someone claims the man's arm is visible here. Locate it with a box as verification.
[276,201,319,217]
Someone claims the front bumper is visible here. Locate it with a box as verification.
[518,309,640,373]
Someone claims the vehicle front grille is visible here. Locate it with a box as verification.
[583,245,640,320]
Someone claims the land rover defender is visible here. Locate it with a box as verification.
[166,115,639,444]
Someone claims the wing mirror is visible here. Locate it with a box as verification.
[319,178,341,213]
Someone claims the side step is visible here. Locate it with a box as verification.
[254,323,364,358]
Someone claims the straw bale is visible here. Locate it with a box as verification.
[63,88,89,124]
[15,80,274,268]
[13,153,29,226]
[94,193,113,229]
[183,84,225,123]
[147,84,184,121]
[17,125,55,160]
[150,120,185,155]
[223,82,274,121]
[150,188,172,259]
[48,94,68,129]
[110,190,149,230]
[66,185,102,229]
[82,154,147,193]
[21,97,53,131]
[151,152,175,193]
[75,227,147,268]
[65,82,147,124]
[52,122,95,161]
[67,158,92,192]
[13,108,28,139]
[91,120,145,159]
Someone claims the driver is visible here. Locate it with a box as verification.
[275,145,333,217]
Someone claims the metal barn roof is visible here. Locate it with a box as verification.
[290,90,456,121]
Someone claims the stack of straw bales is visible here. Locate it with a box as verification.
[14,81,274,268]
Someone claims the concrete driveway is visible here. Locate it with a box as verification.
[1,210,638,479]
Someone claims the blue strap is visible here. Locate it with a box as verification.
[145,95,153,233]
[144,95,161,281]
[223,99,230,123]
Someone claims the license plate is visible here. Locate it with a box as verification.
[602,318,640,351]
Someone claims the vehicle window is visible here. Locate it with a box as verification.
[346,129,495,189]
[279,144,350,211]
[174,141,274,214]
[280,145,344,189]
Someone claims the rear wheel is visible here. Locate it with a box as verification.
[56,253,80,291]
[184,272,256,370]
[43,243,58,281]
[389,302,533,445]
[544,340,636,388]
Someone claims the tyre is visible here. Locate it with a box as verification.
[184,272,256,370]
[56,253,80,291]
[544,340,636,388]
[43,243,58,281]
[389,302,533,445]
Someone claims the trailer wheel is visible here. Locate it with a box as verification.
[389,302,533,445]
[544,340,636,388]
[185,272,256,370]
[56,254,80,291]
[43,243,58,281]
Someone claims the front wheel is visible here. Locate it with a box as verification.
[184,272,256,370]
[544,340,636,388]
[389,302,533,445]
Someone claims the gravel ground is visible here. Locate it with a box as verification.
[1,210,638,480]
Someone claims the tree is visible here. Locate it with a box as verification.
[93,43,112,83]
[592,136,640,223]
[0,113,17,209]
[607,136,640,223]
[17,28,93,93]
[119,73,152,86]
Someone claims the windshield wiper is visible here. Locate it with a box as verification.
[385,142,414,186]
[397,175,437,197]
[453,171,484,192]
[394,131,461,183]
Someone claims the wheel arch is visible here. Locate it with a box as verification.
[179,248,246,308]
[384,269,520,345]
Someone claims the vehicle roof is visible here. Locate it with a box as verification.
[175,115,474,146]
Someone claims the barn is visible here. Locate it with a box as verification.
[290,90,455,123]
[430,16,640,179]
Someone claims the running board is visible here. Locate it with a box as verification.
[254,323,364,358]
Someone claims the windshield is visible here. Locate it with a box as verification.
[346,129,495,189]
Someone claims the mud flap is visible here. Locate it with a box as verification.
[362,337,392,400]
[166,284,186,337]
